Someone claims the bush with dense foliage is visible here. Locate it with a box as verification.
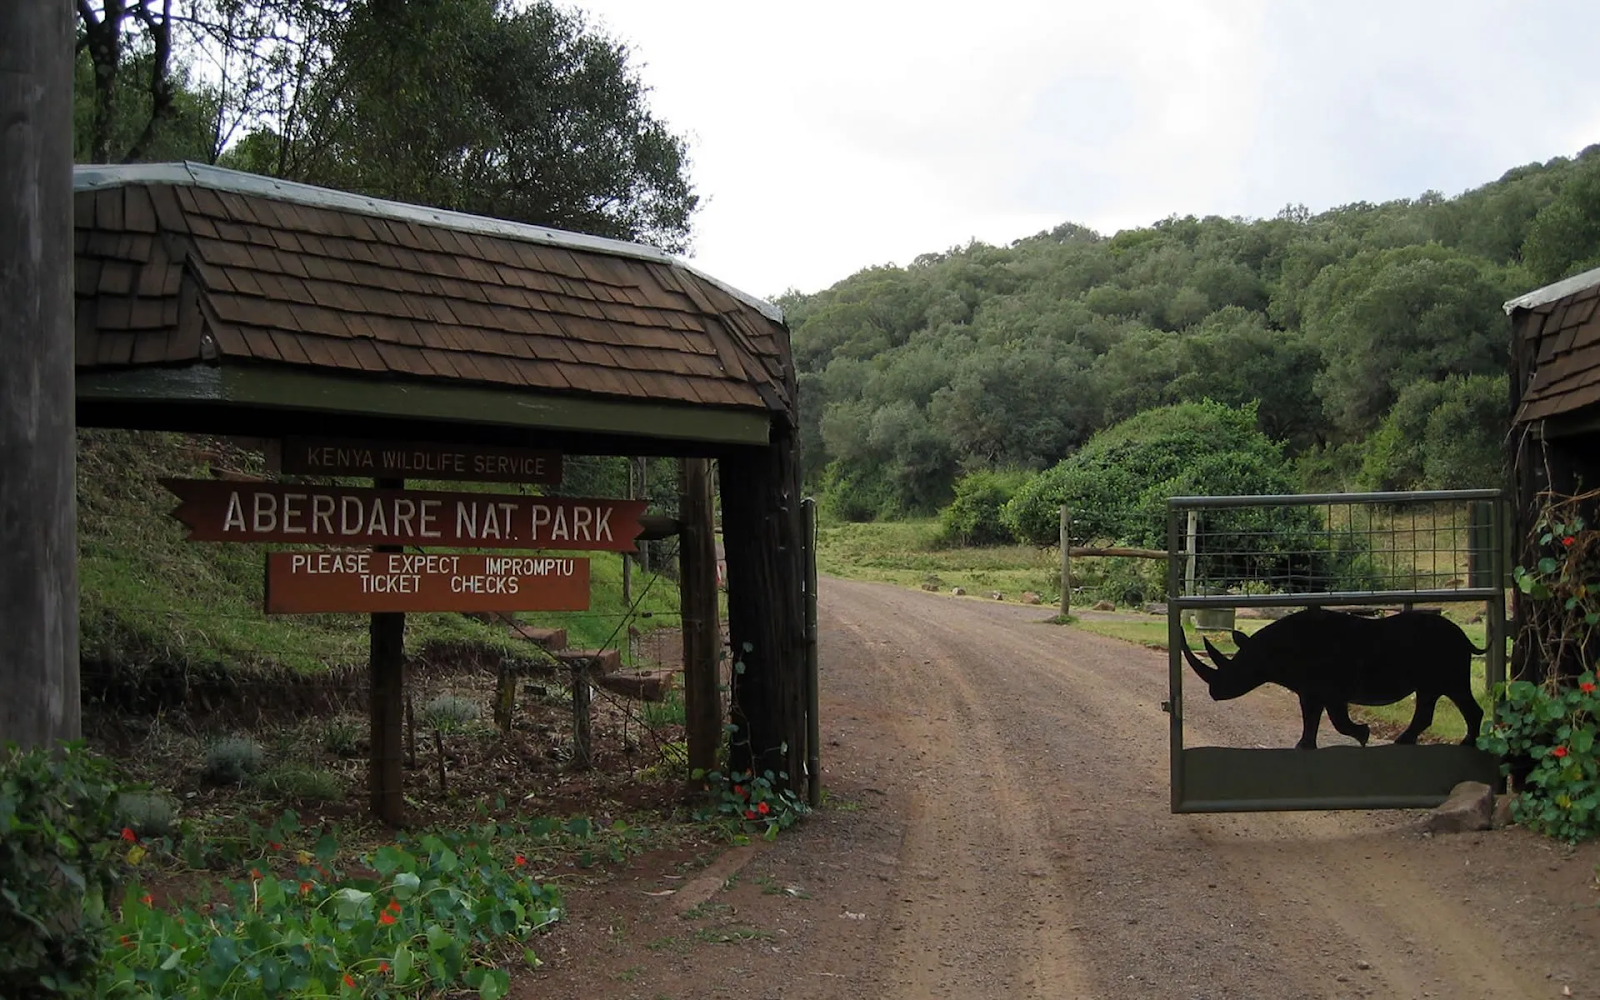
[1,743,125,998]
[938,469,1032,547]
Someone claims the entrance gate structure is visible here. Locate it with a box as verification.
[1165,490,1507,813]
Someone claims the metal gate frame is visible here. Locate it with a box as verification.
[1166,489,1507,813]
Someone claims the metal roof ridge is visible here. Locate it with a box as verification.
[73,161,784,324]
[1504,264,1600,314]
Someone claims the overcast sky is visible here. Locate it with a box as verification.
[580,0,1600,302]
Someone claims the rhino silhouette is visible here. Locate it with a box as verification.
[1180,607,1485,749]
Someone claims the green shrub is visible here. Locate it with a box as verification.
[202,736,263,785]
[422,694,481,731]
[938,468,1032,547]
[252,763,344,802]
[319,717,363,758]
[1480,675,1600,842]
[114,791,177,839]
[1090,557,1167,607]
[0,742,124,997]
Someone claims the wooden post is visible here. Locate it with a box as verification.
[622,459,634,603]
[680,458,721,777]
[635,457,650,574]
[0,0,78,749]
[722,430,808,785]
[369,477,406,825]
[1058,506,1071,617]
[570,660,592,769]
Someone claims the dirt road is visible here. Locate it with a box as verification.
[524,578,1600,999]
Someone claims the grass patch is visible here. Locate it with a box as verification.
[817,518,1061,599]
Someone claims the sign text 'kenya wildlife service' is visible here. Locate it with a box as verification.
[160,479,647,552]
[279,437,562,485]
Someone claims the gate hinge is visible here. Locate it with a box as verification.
[1160,700,1172,714]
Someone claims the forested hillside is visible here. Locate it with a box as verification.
[782,146,1600,524]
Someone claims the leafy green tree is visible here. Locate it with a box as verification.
[938,469,1032,547]
[1522,148,1600,284]
[1301,244,1511,436]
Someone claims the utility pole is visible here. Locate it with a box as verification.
[1,0,79,748]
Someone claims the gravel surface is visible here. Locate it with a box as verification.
[520,578,1600,1000]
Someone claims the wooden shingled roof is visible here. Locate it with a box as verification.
[1507,266,1600,424]
[73,163,793,427]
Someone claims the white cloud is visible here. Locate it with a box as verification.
[578,0,1600,300]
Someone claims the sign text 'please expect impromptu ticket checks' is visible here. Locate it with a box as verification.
[265,552,590,614]
[160,479,647,552]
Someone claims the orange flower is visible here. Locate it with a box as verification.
[343,974,355,988]
[1582,682,1597,694]
[140,893,154,906]
[250,868,263,881]
[119,935,131,948]
[300,881,313,895]
[514,854,527,867]
[757,802,770,815]
[386,898,402,914]
[121,827,137,843]
[379,961,390,973]
[1553,746,1570,758]
[379,911,397,926]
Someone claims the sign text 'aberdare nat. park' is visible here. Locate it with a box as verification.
[265,552,591,614]
[279,437,562,485]
[160,480,647,551]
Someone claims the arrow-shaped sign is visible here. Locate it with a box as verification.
[161,479,647,552]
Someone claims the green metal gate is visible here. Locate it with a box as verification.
[1166,489,1507,813]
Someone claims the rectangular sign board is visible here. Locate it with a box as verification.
[265,552,590,614]
[280,437,562,485]
[161,479,646,552]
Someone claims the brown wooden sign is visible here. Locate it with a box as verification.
[280,437,562,485]
[161,479,646,551]
[265,552,590,614]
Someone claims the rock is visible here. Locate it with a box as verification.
[1423,781,1494,834]
[989,591,1004,601]
[951,587,966,596]
[1142,602,1168,616]
[920,582,939,592]
[1092,600,1116,612]
[1021,591,1042,605]
[1491,792,1514,829]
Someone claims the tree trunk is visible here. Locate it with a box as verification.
[1,0,80,749]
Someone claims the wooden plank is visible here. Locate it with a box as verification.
[265,551,590,613]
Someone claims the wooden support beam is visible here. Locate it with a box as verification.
[0,0,77,749]
[369,477,406,825]
[680,458,721,777]
[570,662,592,769]
[721,428,807,786]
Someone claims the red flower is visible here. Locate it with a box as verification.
[379,911,397,926]
[120,827,137,843]
[513,854,527,867]
[119,935,131,948]
[379,961,390,973]
[386,899,402,914]
[744,810,756,820]
[268,841,282,851]
[1553,746,1569,758]
[1582,682,1597,694]
[732,785,744,797]
[1564,536,1577,547]
[299,881,313,895]
[250,868,263,881]
[140,893,153,906]
[757,802,771,815]
[343,974,356,988]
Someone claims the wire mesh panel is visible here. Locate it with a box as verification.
[1165,490,1507,813]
